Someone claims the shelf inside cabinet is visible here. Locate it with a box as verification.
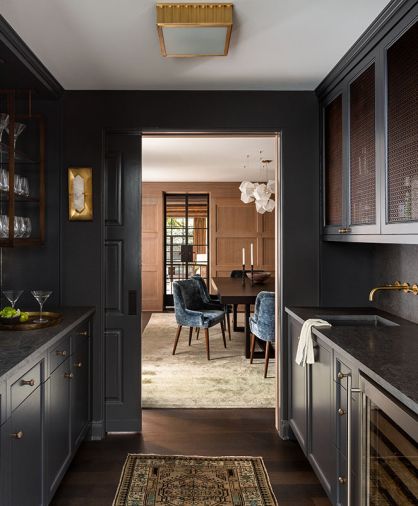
[0,142,38,164]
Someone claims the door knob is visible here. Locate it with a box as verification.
[21,378,35,386]
[10,431,24,439]
[338,408,346,416]
[338,476,347,485]
[73,362,82,368]
[64,372,74,380]
[56,350,67,357]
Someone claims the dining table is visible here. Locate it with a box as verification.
[211,276,275,359]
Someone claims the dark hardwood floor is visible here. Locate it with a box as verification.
[51,408,330,506]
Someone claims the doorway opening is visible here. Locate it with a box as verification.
[140,132,281,417]
[164,193,210,308]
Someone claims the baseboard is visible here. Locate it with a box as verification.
[89,419,106,440]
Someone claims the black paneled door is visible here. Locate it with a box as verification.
[104,132,141,431]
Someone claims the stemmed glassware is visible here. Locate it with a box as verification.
[6,122,26,151]
[0,113,9,145]
[2,290,24,309]
[31,290,52,323]
[0,215,9,238]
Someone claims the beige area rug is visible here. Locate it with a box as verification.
[113,454,278,506]
[142,313,275,408]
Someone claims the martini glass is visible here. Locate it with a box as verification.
[31,290,52,323]
[6,122,26,151]
[2,290,24,309]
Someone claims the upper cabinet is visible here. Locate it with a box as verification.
[321,13,417,243]
[0,90,45,247]
[384,20,418,234]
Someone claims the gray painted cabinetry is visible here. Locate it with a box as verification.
[321,9,418,243]
[0,313,92,505]
[287,316,360,505]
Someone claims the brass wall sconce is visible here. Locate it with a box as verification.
[68,167,93,221]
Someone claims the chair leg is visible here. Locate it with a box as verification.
[264,341,271,378]
[220,320,227,349]
[188,327,193,346]
[250,333,256,364]
[226,311,231,340]
[204,328,210,360]
[172,325,182,355]
[196,327,200,340]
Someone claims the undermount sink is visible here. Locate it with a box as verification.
[315,314,399,328]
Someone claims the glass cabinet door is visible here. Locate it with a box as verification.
[324,93,345,234]
[384,21,418,234]
[349,63,378,233]
[0,90,45,246]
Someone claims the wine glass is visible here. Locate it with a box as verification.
[31,290,52,323]
[0,215,8,238]
[0,113,9,144]
[3,290,24,309]
[23,217,32,238]
[21,177,29,197]
[6,122,26,151]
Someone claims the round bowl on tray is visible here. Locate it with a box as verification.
[0,315,21,325]
[246,271,272,284]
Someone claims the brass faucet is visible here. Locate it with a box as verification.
[369,281,418,301]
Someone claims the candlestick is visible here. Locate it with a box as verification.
[250,243,254,265]
[250,263,254,286]
[242,263,246,285]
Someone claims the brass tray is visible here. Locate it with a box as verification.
[0,312,63,331]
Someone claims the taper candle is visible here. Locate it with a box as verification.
[250,243,254,265]
[242,247,245,266]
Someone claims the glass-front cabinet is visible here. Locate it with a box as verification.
[0,90,45,246]
[322,15,417,242]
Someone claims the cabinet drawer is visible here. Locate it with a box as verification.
[10,361,42,412]
[49,335,71,373]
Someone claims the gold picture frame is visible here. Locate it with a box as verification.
[68,167,93,221]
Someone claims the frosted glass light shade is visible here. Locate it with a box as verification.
[161,27,229,56]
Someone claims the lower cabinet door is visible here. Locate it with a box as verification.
[71,333,90,448]
[10,387,43,506]
[288,317,308,451]
[308,336,336,501]
[46,359,71,499]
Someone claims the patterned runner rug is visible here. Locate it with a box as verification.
[113,454,278,505]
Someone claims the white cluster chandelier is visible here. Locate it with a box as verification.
[239,156,275,214]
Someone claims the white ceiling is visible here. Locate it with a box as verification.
[1,0,390,90]
[142,136,277,182]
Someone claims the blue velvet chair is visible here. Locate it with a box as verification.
[191,274,232,340]
[249,291,275,377]
[172,278,226,360]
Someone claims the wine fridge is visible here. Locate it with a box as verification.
[358,375,418,505]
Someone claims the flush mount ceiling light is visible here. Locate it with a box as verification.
[156,3,233,57]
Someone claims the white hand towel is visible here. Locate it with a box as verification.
[295,319,331,367]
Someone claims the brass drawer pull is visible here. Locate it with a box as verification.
[21,378,35,387]
[337,371,349,380]
[64,372,74,380]
[338,228,351,234]
[73,362,82,368]
[338,476,347,485]
[78,330,88,336]
[56,350,67,357]
[338,408,346,416]
[10,431,24,439]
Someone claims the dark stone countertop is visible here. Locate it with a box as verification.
[0,307,95,381]
[285,306,418,415]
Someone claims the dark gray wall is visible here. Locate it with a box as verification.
[60,90,320,432]
[0,98,61,309]
[372,244,418,323]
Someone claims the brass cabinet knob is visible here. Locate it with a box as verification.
[56,350,67,357]
[73,362,82,368]
[338,408,346,416]
[78,330,88,336]
[338,476,347,485]
[338,228,346,234]
[21,378,35,387]
[10,431,24,439]
[64,372,74,380]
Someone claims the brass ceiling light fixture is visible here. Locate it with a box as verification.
[156,3,233,57]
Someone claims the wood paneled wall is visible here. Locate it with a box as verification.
[142,182,275,311]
